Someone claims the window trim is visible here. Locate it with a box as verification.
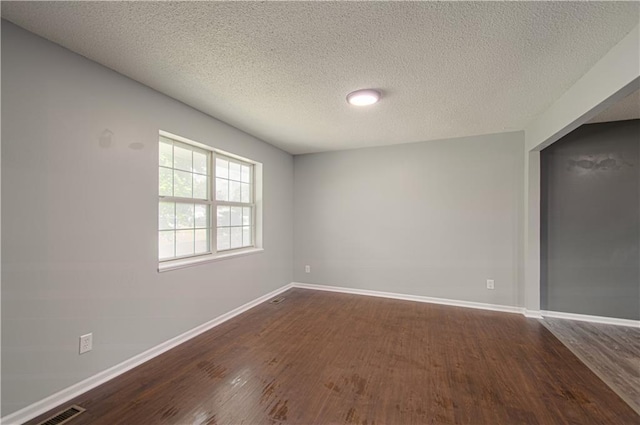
[158,130,263,272]
[213,152,256,253]
[158,247,264,272]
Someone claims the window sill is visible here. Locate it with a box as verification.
[158,248,264,273]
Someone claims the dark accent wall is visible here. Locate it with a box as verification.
[541,119,639,320]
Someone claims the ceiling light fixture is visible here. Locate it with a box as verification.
[346,89,381,106]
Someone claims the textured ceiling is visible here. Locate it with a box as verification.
[2,2,639,154]
[588,90,640,124]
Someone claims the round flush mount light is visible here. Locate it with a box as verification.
[346,89,381,106]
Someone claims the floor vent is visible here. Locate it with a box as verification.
[36,405,86,425]
[270,296,286,304]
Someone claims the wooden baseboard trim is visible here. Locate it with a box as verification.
[0,283,294,425]
[10,282,636,424]
[524,309,544,319]
[291,282,525,315]
[540,310,640,327]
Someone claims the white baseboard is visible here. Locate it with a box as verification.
[540,310,640,328]
[524,309,544,319]
[291,283,640,328]
[291,282,525,315]
[0,283,294,425]
[6,281,637,424]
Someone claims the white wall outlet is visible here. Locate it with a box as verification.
[79,333,92,354]
[486,279,495,290]
[305,265,311,273]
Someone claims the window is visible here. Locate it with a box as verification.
[214,155,255,251]
[158,132,261,270]
[158,136,211,260]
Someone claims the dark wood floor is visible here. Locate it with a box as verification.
[26,288,639,425]
[542,317,640,415]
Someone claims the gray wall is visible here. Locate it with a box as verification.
[294,132,524,307]
[541,119,639,320]
[1,22,293,416]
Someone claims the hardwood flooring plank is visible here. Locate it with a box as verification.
[24,289,639,425]
[542,317,640,415]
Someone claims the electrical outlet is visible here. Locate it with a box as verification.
[486,279,495,290]
[79,333,92,354]
[305,265,311,273]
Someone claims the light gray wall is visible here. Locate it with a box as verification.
[294,131,524,306]
[541,119,639,320]
[1,21,293,416]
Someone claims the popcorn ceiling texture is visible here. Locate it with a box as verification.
[2,1,638,154]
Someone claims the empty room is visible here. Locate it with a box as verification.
[1,2,639,424]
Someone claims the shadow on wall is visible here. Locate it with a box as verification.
[541,119,640,320]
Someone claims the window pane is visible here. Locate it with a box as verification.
[159,168,173,196]
[242,207,251,225]
[159,231,175,260]
[174,145,192,171]
[195,204,208,228]
[229,162,241,181]
[230,227,242,249]
[217,206,230,227]
[243,226,252,246]
[217,227,230,251]
[195,229,209,254]
[216,158,229,178]
[229,180,241,202]
[241,165,251,183]
[216,178,229,201]
[241,183,251,203]
[159,136,256,260]
[159,202,175,230]
[230,207,242,226]
[176,229,195,256]
[159,140,173,167]
[193,174,208,200]
[176,203,194,229]
[174,170,193,198]
[193,151,208,175]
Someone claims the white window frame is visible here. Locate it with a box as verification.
[214,153,256,252]
[158,130,263,272]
